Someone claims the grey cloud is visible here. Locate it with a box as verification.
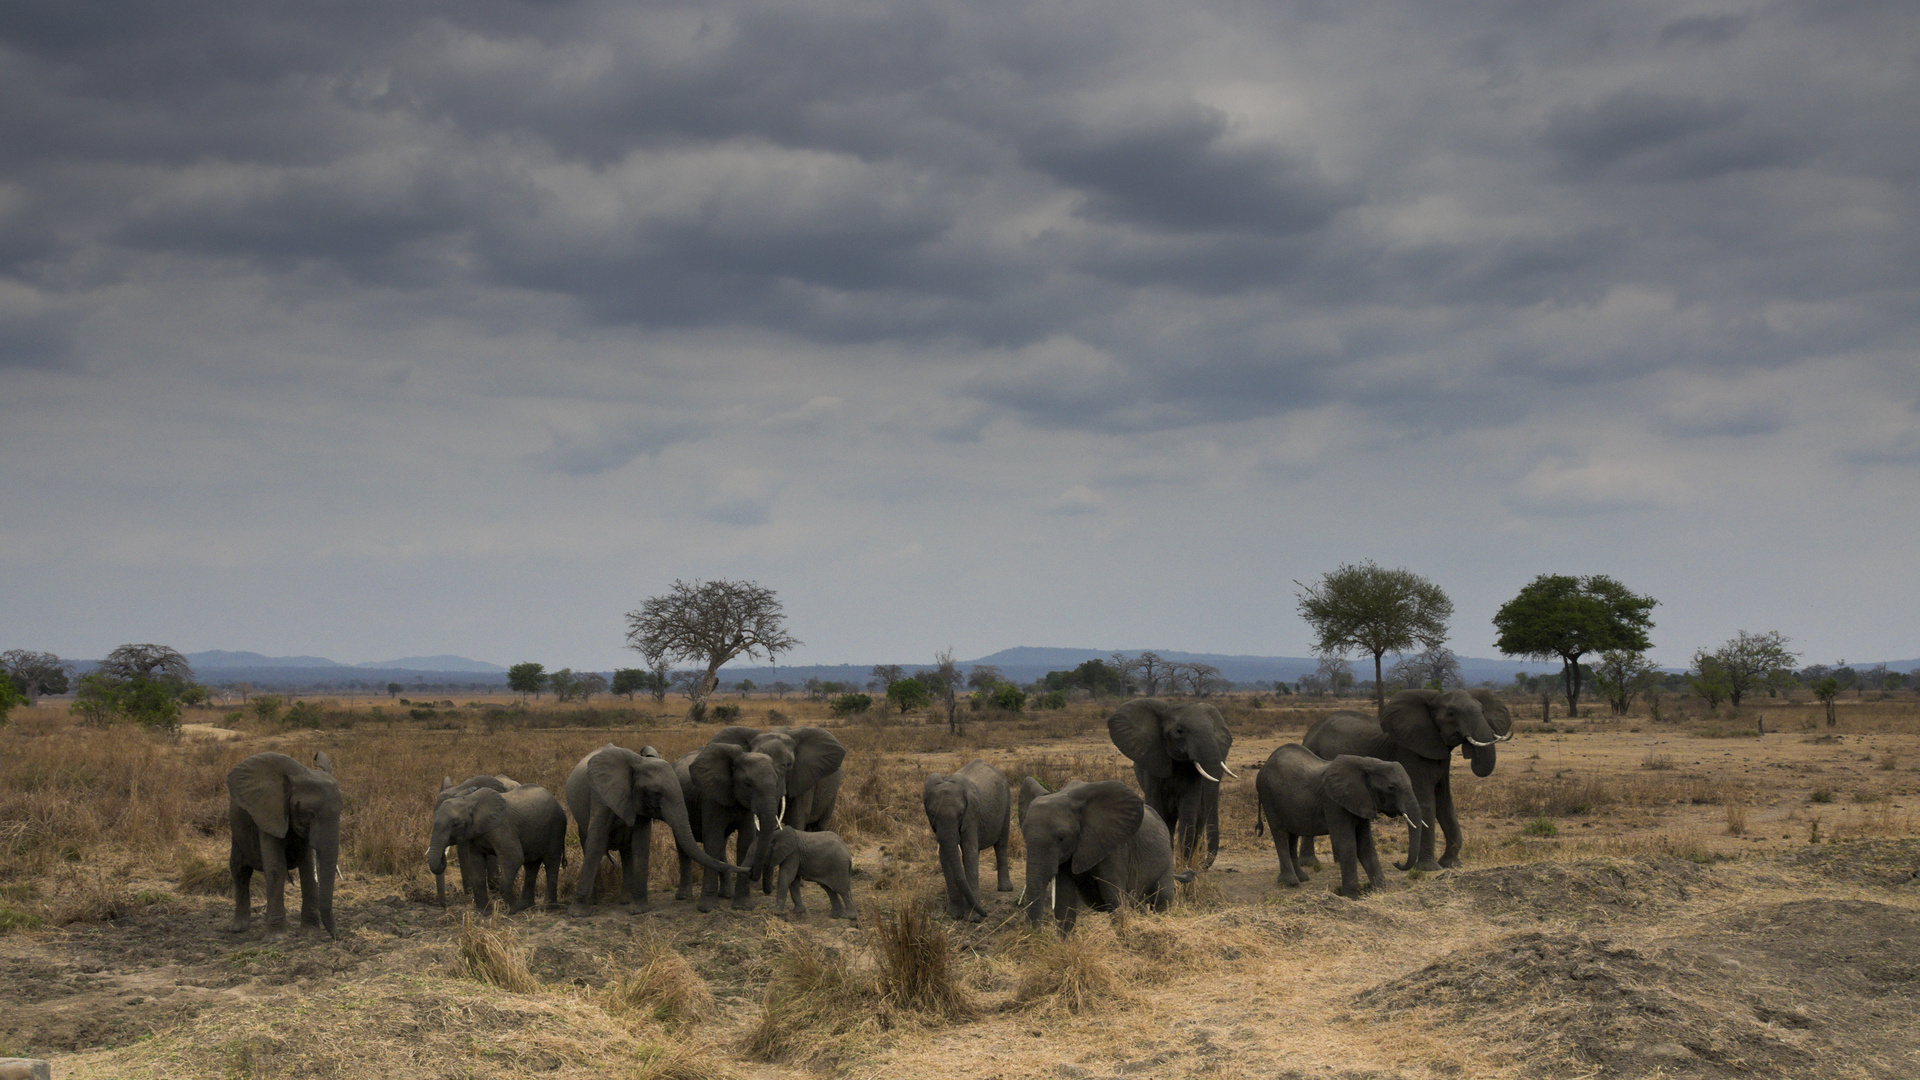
[1658,14,1752,47]
[529,418,696,476]
[1543,90,1807,181]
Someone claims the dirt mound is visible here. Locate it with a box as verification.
[1783,839,1920,886]
[1418,856,1717,916]
[1353,899,1920,1079]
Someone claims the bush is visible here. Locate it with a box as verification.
[1035,691,1067,711]
[990,684,1026,712]
[711,703,742,723]
[282,701,326,729]
[250,695,285,724]
[829,693,872,717]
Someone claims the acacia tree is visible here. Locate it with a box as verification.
[507,662,547,700]
[1591,649,1659,716]
[1704,630,1798,710]
[625,579,799,723]
[1297,562,1453,716]
[1493,574,1657,713]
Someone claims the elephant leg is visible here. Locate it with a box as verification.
[1356,824,1384,890]
[573,806,615,911]
[961,829,982,897]
[1329,824,1363,899]
[1054,877,1080,933]
[1275,827,1300,886]
[675,840,695,901]
[260,838,290,932]
[696,820,729,913]
[1297,832,1321,870]
[1434,773,1464,868]
[230,858,253,933]
[467,844,495,912]
[730,825,758,910]
[994,836,1013,892]
[780,861,802,915]
[297,847,321,927]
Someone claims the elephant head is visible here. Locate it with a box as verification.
[1460,689,1514,777]
[228,751,341,937]
[1107,699,1236,783]
[1323,754,1425,859]
[430,775,516,904]
[710,725,845,818]
[1383,689,1509,773]
[1018,778,1144,926]
[923,772,987,920]
[688,741,786,875]
[426,787,508,879]
[581,744,741,877]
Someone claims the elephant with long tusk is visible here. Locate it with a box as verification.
[1107,698,1236,868]
[1302,688,1513,872]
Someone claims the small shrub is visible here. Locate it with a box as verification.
[1523,817,1558,837]
[1014,923,1126,1014]
[282,701,326,729]
[748,927,883,1067]
[711,703,742,723]
[829,693,872,717]
[1641,752,1675,771]
[1725,801,1748,836]
[250,695,285,724]
[990,684,1026,712]
[177,853,232,896]
[1035,691,1068,711]
[766,709,788,724]
[1810,788,1834,803]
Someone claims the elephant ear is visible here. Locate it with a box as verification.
[588,746,640,826]
[709,726,759,750]
[1469,689,1513,739]
[689,743,742,805]
[1017,776,1050,827]
[228,753,296,839]
[470,788,509,836]
[1107,700,1175,777]
[1070,781,1144,874]
[1324,757,1378,820]
[1382,690,1450,761]
[768,827,799,864]
[786,728,846,791]
[311,751,334,776]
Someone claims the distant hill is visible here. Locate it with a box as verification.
[356,655,506,673]
[187,650,342,669]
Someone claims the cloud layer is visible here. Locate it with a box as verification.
[3,0,1916,668]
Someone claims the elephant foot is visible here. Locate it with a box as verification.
[1438,855,1461,869]
[964,910,985,924]
[730,897,757,911]
[225,919,249,934]
[627,902,654,916]
[566,903,592,918]
[997,883,1014,892]
[674,888,693,902]
[1415,860,1442,872]
[696,898,719,913]
[1278,876,1300,888]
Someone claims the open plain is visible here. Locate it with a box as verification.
[3,693,1918,1079]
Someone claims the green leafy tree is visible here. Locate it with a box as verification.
[507,662,547,700]
[548,668,579,702]
[1591,649,1659,716]
[1704,630,1798,709]
[735,679,756,696]
[386,682,403,698]
[1035,690,1068,710]
[611,668,654,700]
[887,676,931,715]
[0,677,23,725]
[69,644,195,731]
[1688,653,1731,714]
[989,683,1026,712]
[829,692,872,716]
[1813,677,1841,727]
[1297,561,1454,716]
[625,579,799,723]
[1493,574,1658,713]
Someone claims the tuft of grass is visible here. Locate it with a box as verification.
[452,912,540,993]
[605,935,715,1028]
[0,905,45,934]
[747,925,885,1068]
[870,892,973,1020]
[1523,817,1559,837]
[1810,788,1834,803]
[1725,801,1748,836]
[631,1042,745,1080]
[178,852,233,896]
[1011,920,1128,1015]
[1641,751,1675,771]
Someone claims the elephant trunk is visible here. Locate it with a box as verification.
[663,791,748,876]
[747,794,783,885]
[1466,740,1498,778]
[426,821,454,878]
[1459,701,1502,749]
[1023,849,1057,925]
[936,824,988,917]
[314,820,340,939]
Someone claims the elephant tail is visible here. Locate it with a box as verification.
[1254,796,1265,837]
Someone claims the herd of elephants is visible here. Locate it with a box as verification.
[223,689,1514,938]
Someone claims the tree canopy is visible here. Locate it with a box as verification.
[1296,561,1453,715]
[507,662,547,699]
[2,650,71,704]
[626,579,798,722]
[1492,574,1657,711]
[1699,630,1798,710]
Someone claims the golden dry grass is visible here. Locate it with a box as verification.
[605,933,717,1027]
[452,911,541,993]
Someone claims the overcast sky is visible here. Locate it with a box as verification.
[3,0,1916,671]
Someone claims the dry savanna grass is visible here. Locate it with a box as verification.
[3,688,1920,1080]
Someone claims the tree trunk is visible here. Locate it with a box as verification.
[1372,651,1385,717]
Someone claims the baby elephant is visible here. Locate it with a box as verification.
[1255,744,1424,899]
[767,826,857,921]
[427,784,569,913]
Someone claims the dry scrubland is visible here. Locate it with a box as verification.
[3,693,1920,1079]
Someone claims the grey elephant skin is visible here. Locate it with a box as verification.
[709,725,845,892]
[1107,699,1235,867]
[428,783,567,913]
[1018,777,1192,931]
[228,751,341,938]
[675,741,785,912]
[1302,688,1512,871]
[767,826,857,920]
[922,760,1013,921]
[1255,745,1423,898]
[430,774,519,907]
[565,744,742,913]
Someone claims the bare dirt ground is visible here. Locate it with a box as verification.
[3,695,1918,1079]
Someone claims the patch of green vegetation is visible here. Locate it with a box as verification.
[1694,726,1761,739]
[1523,817,1559,837]
[1810,788,1834,803]
[0,905,46,933]
[226,946,286,967]
[134,889,171,906]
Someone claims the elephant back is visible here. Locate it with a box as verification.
[1302,712,1397,761]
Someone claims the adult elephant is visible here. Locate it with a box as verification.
[922,760,1013,922]
[1017,777,1192,931]
[1106,699,1236,867]
[674,741,785,912]
[227,751,341,939]
[708,725,846,830]
[1255,745,1423,899]
[1302,688,1512,872]
[430,775,519,907]
[428,783,568,913]
[564,744,745,914]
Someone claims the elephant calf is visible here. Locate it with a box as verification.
[767,826,857,921]
[1018,777,1193,932]
[1255,744,1423,899]
[428,784,568,913]
[228,751,342,938]
[431,775,520,907]
[922,760,1012,922]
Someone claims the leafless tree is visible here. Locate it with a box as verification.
[966,665,1003,691]
[1114,651,1170,696]
[871,664,905,689]
[1387,646,1463,691]
[922,649,964,734]
[625,579,799,722]
[99,643,194,685]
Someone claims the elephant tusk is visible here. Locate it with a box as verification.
[779,796,787,821]
[1220,763,1241,780]
[1495,732,1514,742]
[1193,762,1221,783]
[1466,737,1496,747]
